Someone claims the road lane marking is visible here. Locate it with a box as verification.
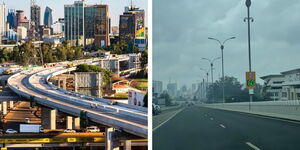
[153,108,185,131]
[220,124,226,128]
[204,114,207,117]
[210,117,214,120]
[246,142,261,150]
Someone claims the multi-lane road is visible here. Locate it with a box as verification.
[7,65,147,138]
[154,106,300,150]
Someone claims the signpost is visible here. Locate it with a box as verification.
[246,72,256,89]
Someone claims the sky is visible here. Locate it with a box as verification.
[3,0,147,26]
[153,0,300,90]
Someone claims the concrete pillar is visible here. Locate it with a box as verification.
[124,140,132,150]
[106,128,120,150]
[9,101,14,109]
[41,107,56,129]
[2,101,7,115]
[66,116,73,129]
[62,79,67,89]
[73,117,80,129]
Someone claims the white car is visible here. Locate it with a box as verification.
[64,129,76,133]
[6,129,17,134]
[86,126,100,132]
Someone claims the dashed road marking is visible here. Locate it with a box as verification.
[246,142,261,150]
[220,124,226,128]
[210,117,214,120]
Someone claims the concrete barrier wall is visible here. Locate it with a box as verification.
[202,100,300,121]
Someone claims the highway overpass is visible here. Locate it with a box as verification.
[6,59,148,139]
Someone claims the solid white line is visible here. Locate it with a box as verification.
[153,108,184,131]
[220,124,226,128]
[210,117,214,120]
[246,142,261,150]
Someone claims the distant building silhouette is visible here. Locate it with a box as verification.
[44,6,53,27]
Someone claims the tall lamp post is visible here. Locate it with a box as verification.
[202,57,221,102]
[208,37,235,105]
[244,0,254,110]
[200,68,209,101]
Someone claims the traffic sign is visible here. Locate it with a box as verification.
[246,72,256,89]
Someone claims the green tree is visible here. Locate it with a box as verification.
[140,49,148,68]
[56,44,67,61]
[75,64,112,85]
[0,48,10,63]
[41,42,55,63]
[17,42,36,65]
[143,93,148,107]
[74,46,82,60]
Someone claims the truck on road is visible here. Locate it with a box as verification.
[20,124,43,133]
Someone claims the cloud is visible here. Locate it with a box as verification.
[154,0,300,89]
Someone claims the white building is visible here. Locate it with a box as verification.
[17,26,27,40]
[52,19,64,36]
[0,3,6,38]
[128,89,146,107]
[261,68,300,101]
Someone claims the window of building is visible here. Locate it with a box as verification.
[282,92,287,97]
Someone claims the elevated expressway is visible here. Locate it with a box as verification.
[6,60,148,138]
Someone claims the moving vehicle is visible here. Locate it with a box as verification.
[64,129,76,133]
[20,124,43,133]
[85,126,100,132]
[152,103,161,115]
[6,129,17,134]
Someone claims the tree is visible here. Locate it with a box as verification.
[75,64,112,85]
[56,44,67,61]
[161,92,171,106]
[140,49,148,68]
[143,93,148,107]
[74,46,82,60]
[0,48,10,63]
[207,76,245,103]
[41,42,55,63]
[17,42,36,65]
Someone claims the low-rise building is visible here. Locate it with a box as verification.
[261,68,300,100]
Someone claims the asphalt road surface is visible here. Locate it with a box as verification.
[153,106,300,150]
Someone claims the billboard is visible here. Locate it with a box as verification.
[135,11,145,39]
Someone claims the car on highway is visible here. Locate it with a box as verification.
[109,101,117,105]
[6,129,17,134]
[64,129,76,133]
[85,126,100,132]
[152,104,161,115]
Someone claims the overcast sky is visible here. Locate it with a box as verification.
[4,0,147,26]
[153,0,300,89]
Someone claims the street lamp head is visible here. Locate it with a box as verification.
[208,37,214,40]
[230,37,236,39]
[245,0,251,7]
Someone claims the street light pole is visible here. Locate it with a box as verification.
[244,0,254,110]
[208,37,235,105]
[202,57,221,102]
[200,68,209,101]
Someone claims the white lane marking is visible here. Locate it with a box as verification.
[220,124,226,128]
[153,108,185,132]
[246,142,261,150]
[210,117,214,120]
[204,114,207,117]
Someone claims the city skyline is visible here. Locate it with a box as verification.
[154,0,300,87]
[3,0,148,27]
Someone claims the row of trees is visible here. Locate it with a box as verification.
[206,76,267,103]
[0,41,83,65]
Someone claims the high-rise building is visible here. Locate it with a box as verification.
[94,5,109,47]
[7,9,17,29]
[52,18,64,35]
[44,6,53,27]
[64,1,109,47]
[0,3,6,36]
[16,10,25,26]
[31,2,41,30]
[119,5,146,52]
[153,80,163,95]
[17,26,27,40]
[167,82,177,98]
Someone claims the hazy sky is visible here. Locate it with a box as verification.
[153,0,300,89]
[4,0,147,26]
